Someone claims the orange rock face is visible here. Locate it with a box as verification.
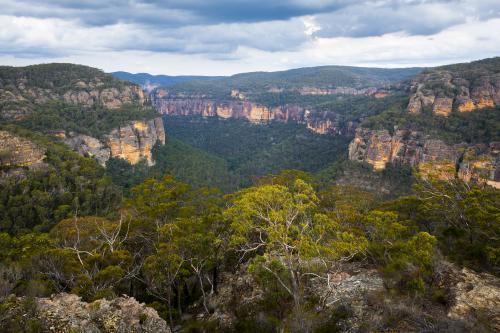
[105,117,166,166]
[406,65,499,115]
[432,97,453,116]
[349,128,500,186]
[0,130,46,168]
[457,99,476,112]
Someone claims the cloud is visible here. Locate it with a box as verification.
[0,0,499,74]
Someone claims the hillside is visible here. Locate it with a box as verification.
[0,63,146,120]
[0,63,165,166]
[163,65,422,98]
[112,71,223,90]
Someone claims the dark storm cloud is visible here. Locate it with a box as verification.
[6,0,482,29]
[3,0,353,27]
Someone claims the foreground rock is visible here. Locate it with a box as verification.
[12,293,170,333]
[436,263,500,332]
[204,265,385,331]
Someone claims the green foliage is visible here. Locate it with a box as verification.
[363,210,437,293]
[0,296,43,332]
[226,179,368,308]
[0,127,122,234]
[413,179,500,274]
[151,138,240,192]
[105,158,151,194]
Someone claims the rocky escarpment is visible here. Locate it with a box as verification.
[407,58,500,116]
[61,117,166,166]
[4,293,170,333]
[152,91,356,135]
[348,128,499,187]
[292,86,390,97]
[0,64,146,120]
[0,130,46,169]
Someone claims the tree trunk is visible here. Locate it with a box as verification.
[197,271,209,314]
[177,284,182,316]
[212,265,218,294]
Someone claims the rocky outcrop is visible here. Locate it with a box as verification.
[105,118,166,166]
[206,264,384,331]
[348,128,500,187]
[457,142,500,188]
[61,133,111,166]
[0,64,146,120]
[435,262,500,332]
[61,85,145,110]
[0,130,45,169]
[8,293,170,333]
[406,61,500,116]
[62,118,166,166]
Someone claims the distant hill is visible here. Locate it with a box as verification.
[111,71,223,90]
[161,65,423,98]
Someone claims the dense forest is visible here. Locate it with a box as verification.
[1,165,498,331]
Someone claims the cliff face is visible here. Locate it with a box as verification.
[105,117,166,165]
[0,130,46,169]
[152,92,355,136]
[348,128,499,187]
[62,117,166,166]
[286,86,389,97]
[407,63,500,116]
[62,85,145,109]
[0,64,146,120]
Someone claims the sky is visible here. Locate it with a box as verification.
[0,0,499,75]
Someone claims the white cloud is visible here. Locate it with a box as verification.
[0,0,498,74]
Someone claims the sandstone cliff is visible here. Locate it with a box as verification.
[152,92,354,136]
[0,130,46,169]
[62,117,166,166]
[407,58,500,116]
[0,64,146,120]
[348,128,499,187]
